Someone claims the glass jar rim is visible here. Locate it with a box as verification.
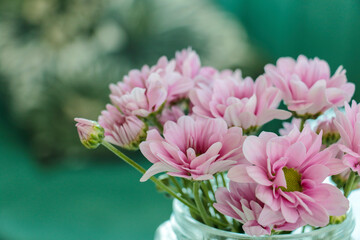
[172,199,354,239]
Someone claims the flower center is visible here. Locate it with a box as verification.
[279,167,303,192]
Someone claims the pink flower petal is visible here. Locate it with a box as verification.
[285,142,307,168]
[343,154,360,173]
[289,77,308,101]
[190,142,222,168]
[258,205,285,226]
[300,202,329,227]
[256,185,280,211]
[243,221,271,236]
[304,184,349,216]
[228,164,254,183]
[246,166,273,186]
[243,136,267,168]
[266,137,290,164]
[140,162,173,182]
[257,109,291,126]
[280,199,299,223]
[302,164,330,184]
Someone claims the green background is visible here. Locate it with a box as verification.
[0,108,172,239]
[218,0,360,100]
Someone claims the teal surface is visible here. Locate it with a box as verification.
[0,116,172,240]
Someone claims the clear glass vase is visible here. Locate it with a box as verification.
[154,199,355,240]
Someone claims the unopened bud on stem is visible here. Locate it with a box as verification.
[75,118,104,149]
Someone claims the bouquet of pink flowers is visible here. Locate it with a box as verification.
[75,48,358,237]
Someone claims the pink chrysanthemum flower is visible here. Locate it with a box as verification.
[175,47,201,79]
[228,126,349,227]
[314,116,340,146]
[75,118,104,149]
[109,65,151,96]
[110,72,168,117]
[214,182,303,235]
[154,56,194,103]
[158,105,185,125]
[139,116,246,181]
[110,54,194,117]
[98,104,147,150]
[214,182,274,236]
[175,48,218,87]
[265,55,354,116]
[279,118,301,136]
[315,117,338,133]
[190,70,291,131]
[334,100,360,174]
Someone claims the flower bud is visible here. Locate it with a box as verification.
[332,169,360,190]
[329,214,346,224]
[75,118,104,149]
[315,117,340,146]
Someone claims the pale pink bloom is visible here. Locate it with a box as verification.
[186,66,219,89]
[110,72,168,117]
[110,55,194,117]
[109,62,166,117]
[139,116,246,181]
[75,118,104,149]
[265,55,354,116]
[98,104,147,150]
[175,48,219,87]
[279,118,301,136]
[315,117,338,133]
[153,56,194,103]
[228,126,349,227]
[214,182,277,236]
[175,47,201,79]
[314,116,341,147]
[334,100,360,174]
[158,106,185,125]
[190,70,291,130]
[110,65,151,96]
[214,182,304,234]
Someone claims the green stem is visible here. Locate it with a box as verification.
[181,178,190,190]
[299,118,306,131]
[102,141,144,173]
[199,184,213,217]
[201,182,212,204]
[206,180,216,198]
[149,114,164,133]
[153,119,164,133]
[169,176,183,194]
[344,171,357,197]
[232,219,241,233]
[202,182,229,224]
[210,216,228,228]
[220,172,227,188]
[193,181,213,227]
[169,176,192,203]
[214,174,220,188]
[192,182,227,228]
[102,141,198,214]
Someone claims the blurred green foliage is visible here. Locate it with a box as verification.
[0,0,261,165]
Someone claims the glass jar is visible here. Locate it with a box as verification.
[154,199,355,240]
